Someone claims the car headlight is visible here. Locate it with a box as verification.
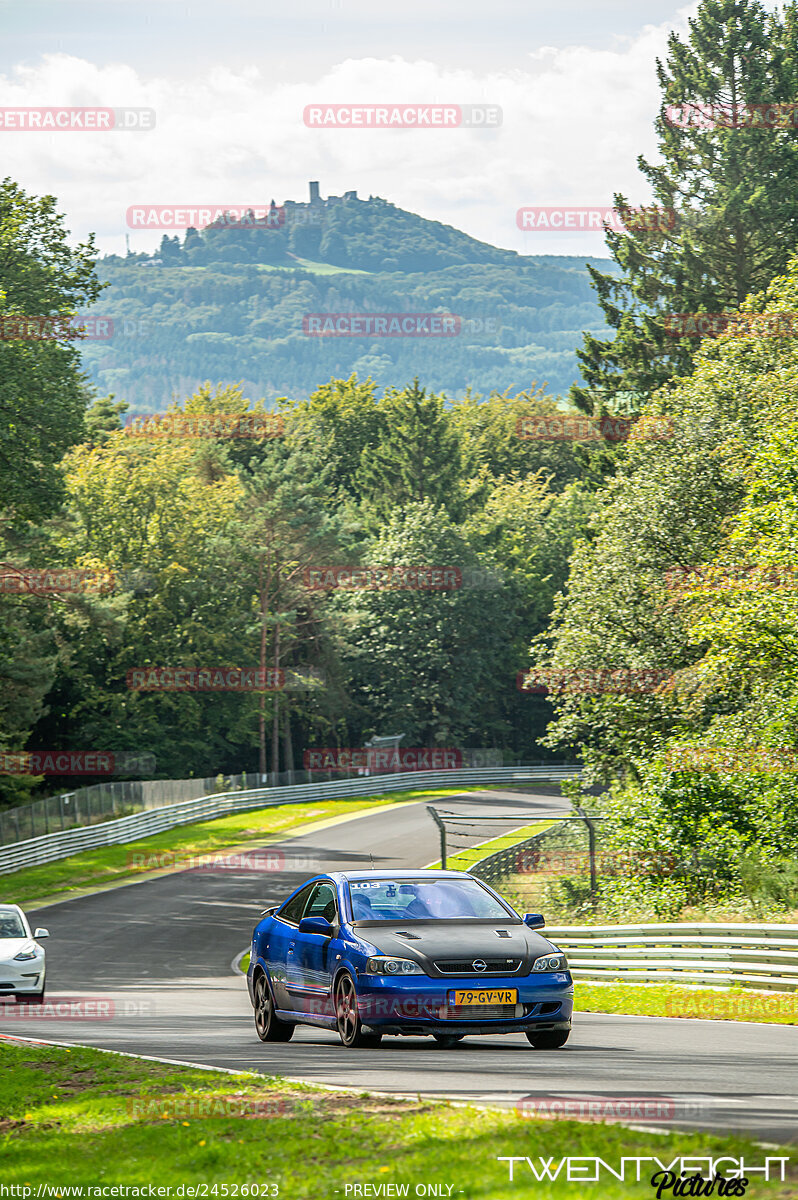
[13,946,40,961]
[366,956,424,976]
[532,953,568,972]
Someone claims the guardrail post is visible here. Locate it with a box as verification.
[576,805,597,898]
[427,806,447,869]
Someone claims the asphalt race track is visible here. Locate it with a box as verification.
[3,788,798,1143]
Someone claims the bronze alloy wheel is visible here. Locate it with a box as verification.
[253,973,294,1042]
[335,973,382,1048]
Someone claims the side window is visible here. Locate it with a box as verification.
[278,884,314,925]
[304,882,338,924]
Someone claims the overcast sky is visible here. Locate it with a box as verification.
[0,1,779,257]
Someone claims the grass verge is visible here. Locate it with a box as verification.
[0,1040,792,1197]
[428,819,552,872]
[0,789,471,909]
[575,981,798,1024]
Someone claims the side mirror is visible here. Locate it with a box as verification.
[33,928,50,939]
[523,913,545,930]
[298,916,333,937]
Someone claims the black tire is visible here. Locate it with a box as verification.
[525,1029,570,1049]
[16,990,44,1005]
[253,974,294,1042]
[335,973,382,1048]
[432,1033,465,1048]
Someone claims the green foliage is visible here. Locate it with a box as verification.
[573,0,798,412]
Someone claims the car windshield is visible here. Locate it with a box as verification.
[347,878,514,921]
[0,912,25,938]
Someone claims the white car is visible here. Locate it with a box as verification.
[0,904,49,1003]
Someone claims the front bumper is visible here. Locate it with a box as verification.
[0,958,45,996]
[354,971,573,1033]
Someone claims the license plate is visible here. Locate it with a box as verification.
[447,988,518,1006]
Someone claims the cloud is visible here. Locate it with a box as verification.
[0,10,693,257]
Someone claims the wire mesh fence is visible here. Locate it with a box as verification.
[427,805,608,920]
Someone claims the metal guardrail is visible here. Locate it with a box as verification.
[543,924,798,992]
[0,766,579,879]
[467,829,798,992]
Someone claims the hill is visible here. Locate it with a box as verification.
[82,185,617,408]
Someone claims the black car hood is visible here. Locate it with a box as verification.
[351,921,557,976]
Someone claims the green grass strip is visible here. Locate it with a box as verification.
[575,981,798,1024]
[0,1041,791,1196]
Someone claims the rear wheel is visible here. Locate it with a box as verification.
[432,1033,465,1048]
[335,974,382,1048]
[253,974,294,1042]
[525,1029,570,1049]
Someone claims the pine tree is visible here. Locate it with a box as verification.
[573,0,798,413]
[356,379,463,524]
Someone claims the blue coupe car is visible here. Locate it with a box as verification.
[247,869,573,1048]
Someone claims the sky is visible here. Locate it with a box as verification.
[0,0,780,257]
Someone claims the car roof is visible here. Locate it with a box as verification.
[330,869,473,883]
[0,904,23,913]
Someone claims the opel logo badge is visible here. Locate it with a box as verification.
[472,959,487,972]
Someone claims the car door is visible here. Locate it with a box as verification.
[286,881,339,1019]
[267,883,315,1012]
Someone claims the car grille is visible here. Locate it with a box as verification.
[443,1003,518,1020]
[434,958,523,976]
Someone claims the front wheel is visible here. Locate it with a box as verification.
[525,1029,570,1049]
[432,1033,465,1048]
[335,974,382,1048]
[253,974,294,1042]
